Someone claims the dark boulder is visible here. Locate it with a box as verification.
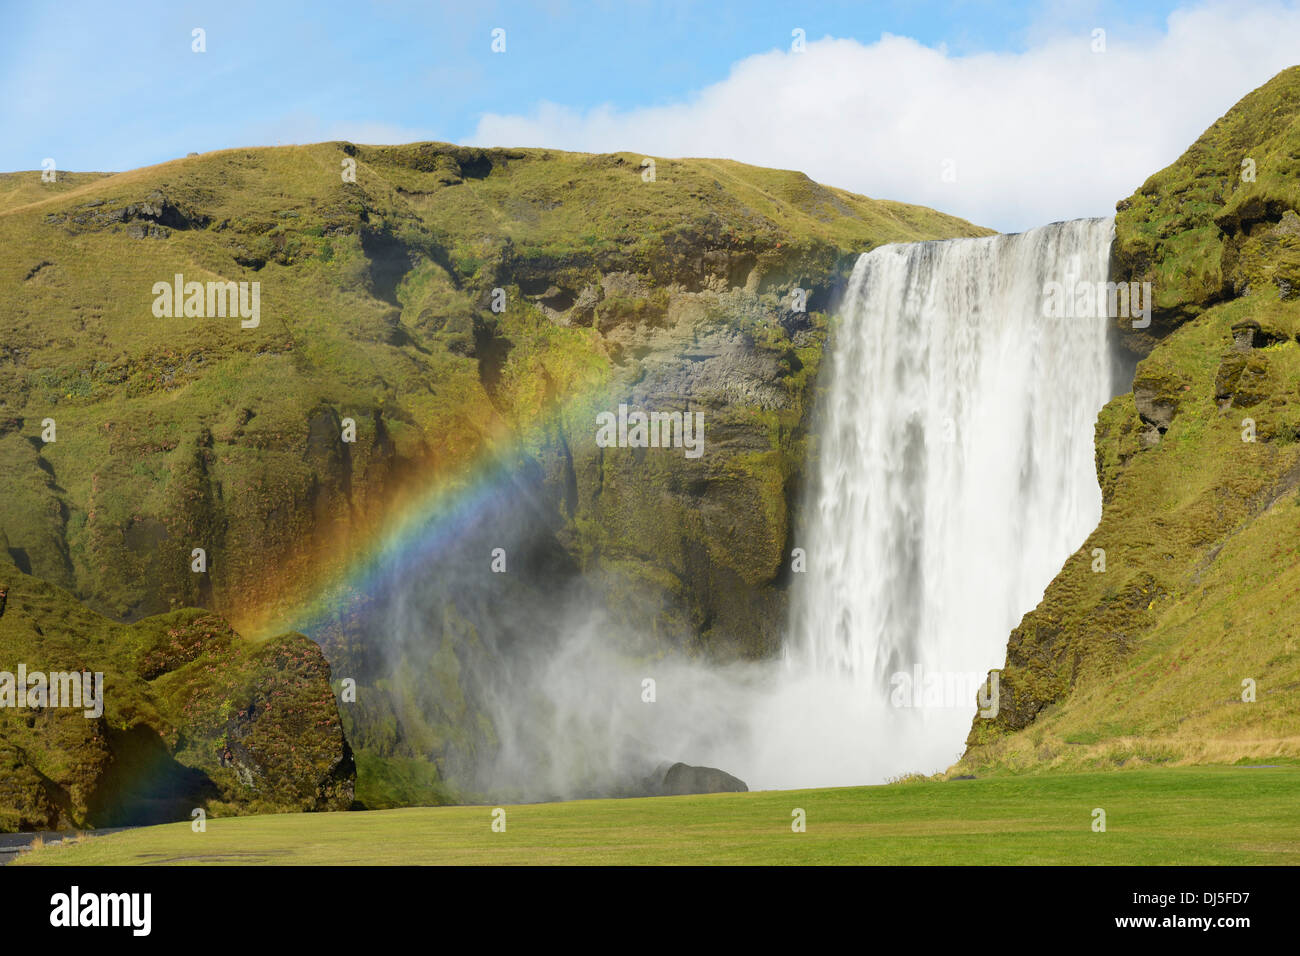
[658,762,748,796]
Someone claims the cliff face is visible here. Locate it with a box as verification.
[962,67,1300,774]
[0,144,987,641]
[0,143,989,813]
[0,556,352,832]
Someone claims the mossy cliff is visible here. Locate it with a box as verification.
[0,553,352,832]
[0,144,988,814]
[0,144,986,637]
[961,67,1300,774]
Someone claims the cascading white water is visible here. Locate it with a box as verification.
[463,218,1120,799]
[754,218,1117,787]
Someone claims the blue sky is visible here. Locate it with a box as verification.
[3,1,1297,230]
[1,0,1190,170]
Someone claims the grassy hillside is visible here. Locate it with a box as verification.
[14,765,1299,865]
[0,171,114,214]
[0,141,988,632]
[961,66,1300,774]
[0,142,989,818]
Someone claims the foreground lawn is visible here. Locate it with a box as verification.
[16,766,1300,865]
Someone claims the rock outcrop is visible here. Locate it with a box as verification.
[1110,69,1300,356]
[0,556,353,831]
[657,762,749,796]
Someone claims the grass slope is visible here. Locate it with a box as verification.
[14,766,1300,865]
[0,171,114,214]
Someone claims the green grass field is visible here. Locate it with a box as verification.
[15,766,1300,865]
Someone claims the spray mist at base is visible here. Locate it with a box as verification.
[329,219,1119,799]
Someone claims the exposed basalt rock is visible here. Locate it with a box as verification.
[1132,384,1175,443]
[655,762,748,796]
[126,222,169,240]
[0,559,353,831]
[1229,318,1289,351]
[45,190,212,236]
[1131,362,1188,447]
[1232,319,1263,351]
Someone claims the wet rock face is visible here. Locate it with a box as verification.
[545,283,819,657]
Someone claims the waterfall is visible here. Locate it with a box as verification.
[364,218,1121,799]
[755,218,1116,788]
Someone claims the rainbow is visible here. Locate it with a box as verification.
[238,374,615,642]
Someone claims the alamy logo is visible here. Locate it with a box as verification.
[50,886,151,936]
[0,666,104,718]
[595,404,704,459]
[152,273,260,328]
[889,665,999,718]
[1042,278,1152,329]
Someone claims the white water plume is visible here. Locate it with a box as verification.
[424,219,1121,798]
[761,217,1118,787]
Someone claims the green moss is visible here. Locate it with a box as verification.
[0,559,352,831]
[352,752,458,809]
[1113,65,1300,349]
[0,141,985,634]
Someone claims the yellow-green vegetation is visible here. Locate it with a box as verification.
[0,141,988,822]
[962,66,1300,774]
[0,141,987,634]
[1112,65,1300,352]
[0,171,113,214]
[13,766,1298,865]
[0,554,351,832]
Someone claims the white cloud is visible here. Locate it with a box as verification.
[468,1,1300,233]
